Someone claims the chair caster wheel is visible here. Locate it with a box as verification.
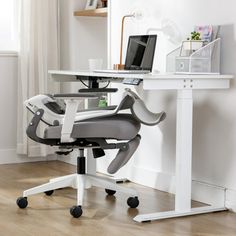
[16,197,28,209]
[44,190,54,196]
[70,206,83,218]
[105,189,116,196]
[127,197,139,208]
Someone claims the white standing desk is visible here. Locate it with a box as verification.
[49,70,233,222]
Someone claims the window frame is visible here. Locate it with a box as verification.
[0,0,19,53]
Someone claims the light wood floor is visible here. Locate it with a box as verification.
[0,161,236,236]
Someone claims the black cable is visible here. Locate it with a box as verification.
[78,77,89,88]
[103,81,110,88]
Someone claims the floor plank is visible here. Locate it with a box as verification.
[0,161,235,236]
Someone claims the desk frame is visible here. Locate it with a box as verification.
[49,70,232,222]
[134,88,226,222]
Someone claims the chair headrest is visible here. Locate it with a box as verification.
[25,95,65,126]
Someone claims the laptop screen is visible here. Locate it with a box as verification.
[124,35,157,71]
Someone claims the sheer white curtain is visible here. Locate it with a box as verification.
[17,0,60,157]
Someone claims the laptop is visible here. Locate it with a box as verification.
[95,35,157,74]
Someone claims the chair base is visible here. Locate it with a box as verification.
[17,172,139,218]
[22,173,138,206]
[17,151,139,218]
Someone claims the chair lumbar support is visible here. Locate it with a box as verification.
[17,89,165,218]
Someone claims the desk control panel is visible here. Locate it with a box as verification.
[122,78,142,85]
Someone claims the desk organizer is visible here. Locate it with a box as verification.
[166,38,221,74]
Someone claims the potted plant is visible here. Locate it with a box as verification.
[182,31,204,52]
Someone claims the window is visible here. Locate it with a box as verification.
[0,0,18,51]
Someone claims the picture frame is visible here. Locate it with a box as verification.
[85,0,98,10]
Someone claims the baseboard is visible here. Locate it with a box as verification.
[130,165,226,207]
[56,160,236,212]
[58,156,76,165]
[128,165,175,194]
[17,144,55,157]
[0,148,57,164]
[225,189,236,212]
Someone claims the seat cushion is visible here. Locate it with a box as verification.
[44,114,141,140]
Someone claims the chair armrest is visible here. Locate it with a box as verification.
[53,93,98,100]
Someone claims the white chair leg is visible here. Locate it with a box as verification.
[23,175,75,197]
[87,174,117,184]
[22,172,138,211]
[49,174,76,183]
[88,175,138,197]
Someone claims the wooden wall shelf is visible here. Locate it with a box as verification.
[74,8,107,17]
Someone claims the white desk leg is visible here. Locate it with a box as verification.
[175,89,192,212]
[133,89,226,223]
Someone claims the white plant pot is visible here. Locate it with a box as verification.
[183,40,204,51]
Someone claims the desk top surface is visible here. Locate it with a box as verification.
[49,70,234,80]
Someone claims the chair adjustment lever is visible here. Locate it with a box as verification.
[116,143,129,151]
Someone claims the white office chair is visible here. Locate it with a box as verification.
[16,89,166,218]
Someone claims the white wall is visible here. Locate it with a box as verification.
[0,54,56,164]
[97,0,236,197]
[59,0,108,165]
[0,55,18,151]
[59,0,107,93]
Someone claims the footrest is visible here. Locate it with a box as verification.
[107,135,141,174]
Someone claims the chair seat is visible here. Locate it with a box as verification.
[44,114,141,140]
